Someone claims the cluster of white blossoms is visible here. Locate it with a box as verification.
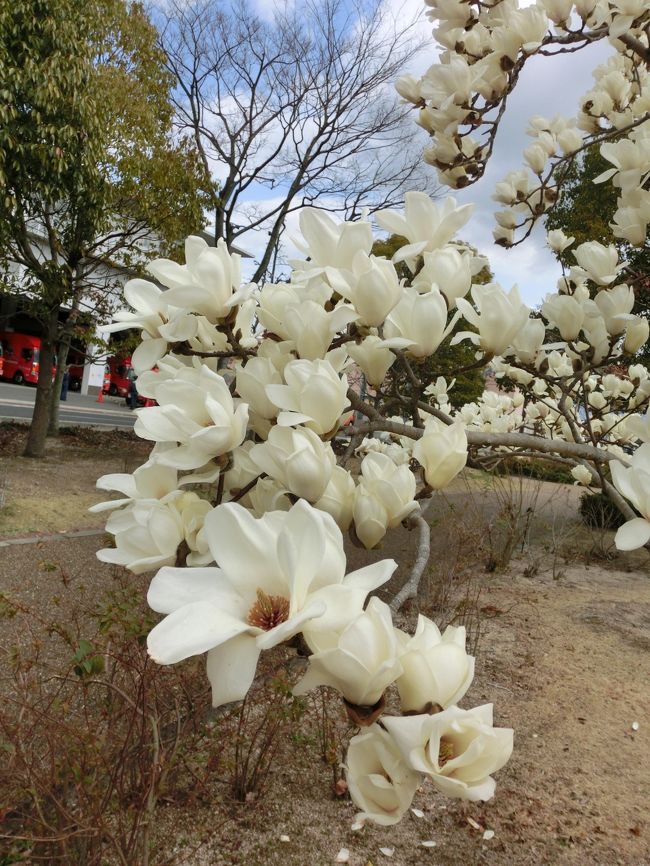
[397,0,650,246]
[95,0,650,828]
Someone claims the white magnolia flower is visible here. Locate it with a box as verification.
[147,501,397,707]
[624,316,649,354]
[327,251,403,327]
[509,317,546,364]
[236,357,283,420]
[412,418,467,490]
[382,704,513,801]
[347,336,410,388]
[571,465,594,486]
[282,299,358,361]
[294,597,403,705]
[133,364,248,470]
[375,193,473,269]
[411,246,474,307]
[314,465,357,530]
[541,294,586,341]
[97,499,185,574]
[454,283,530,355]
[611,443,650,550]
[91,460,180,513]
[354,451,418,538]
[105,279,198,373]
[250,426,336,502]
[266,358,348,435]
[395,618,474,712]
[573,241,622,286]
[345,724,421,826]
[594,284,635,335]
[294,208,373,270]
[384,285,455,358]
[148,236,250,323]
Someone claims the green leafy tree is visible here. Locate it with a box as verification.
[546,145,649,364]
[0,0,211,455]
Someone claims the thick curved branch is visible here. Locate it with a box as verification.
[389,510,431,613]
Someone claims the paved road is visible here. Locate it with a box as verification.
[0,381,135,429]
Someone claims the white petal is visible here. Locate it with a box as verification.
[131,338,168,374]
[615,518,650,551]
[206,635,261,706]
[204,504,281,588]
[147,601,251,664]
[147,566,243,615]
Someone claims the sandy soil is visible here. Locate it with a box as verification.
[1,433,649,866]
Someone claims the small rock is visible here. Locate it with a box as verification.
[379,847,394,857]
[631,721,640,732]
[411,808,425,818]
[421,840,437,848]
[336,848,350,863]
[280,835,290,843]
[483,829,495,841]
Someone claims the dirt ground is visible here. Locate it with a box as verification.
[1,427,649,866]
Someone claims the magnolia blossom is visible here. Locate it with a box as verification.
[235,357,283,420]
[294,598,403,705]
[454,283,530,355]
[147,236,250,322]
[411,246,475,307]
[573,242,622,286]
[104,279,198,373]
[412,418,467,489]
[97,494,212,574]
[571,465,594,486]
[375,193,473,269]
[353,452,418,548]
[345,724,421,826]
[147,500,396,707]
[314,465,356,530]
[541,294,586,341]
[266,358,348,435]
[327,251,403,327]
[133,364,248,470]
[395,618,474,712]
[610,443,650,550]
[250,426,336,502]
[347,336,406,388]
[383,705,513,801]
[384,285,455,358]
[294,208,373,270]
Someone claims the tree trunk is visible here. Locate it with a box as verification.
[23,307,59,458]
[48,337,71,437]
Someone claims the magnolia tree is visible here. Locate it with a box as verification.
[93,0,650,829]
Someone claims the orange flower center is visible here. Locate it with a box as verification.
[438,737,455,768]
[247,588,290,631]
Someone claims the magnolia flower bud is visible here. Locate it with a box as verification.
[624,317,649,354]
[546,229,575,252]
[314,465,356,530]
[454,283,530,355]
[412,419,467,489]
[236,357,283,420]
[294,598,402,705]
[571,465,593,486]
[395,618,474,712]
[250,426,336,502]
[541,294,585,341]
